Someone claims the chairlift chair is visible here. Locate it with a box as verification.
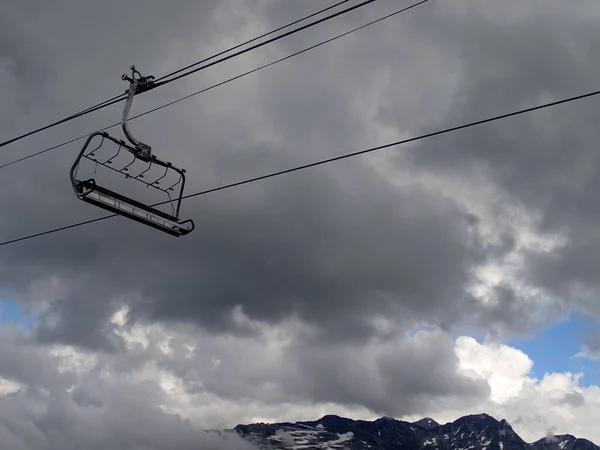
[70,66,195,237]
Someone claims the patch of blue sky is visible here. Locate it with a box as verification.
[0,298,38,330]
[506,312,600,387]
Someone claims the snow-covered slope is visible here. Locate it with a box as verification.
[234,414,599,450]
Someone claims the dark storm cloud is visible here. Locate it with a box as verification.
[380,0,600,322]
[0,0,492,350]
[2,138,486,348]
[283,329,490,416]
[0,13,52,127]
[127,155,484,340]
[3,0,600,441]
[34,278,126,352]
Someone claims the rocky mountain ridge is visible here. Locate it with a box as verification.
[234,413,599,450]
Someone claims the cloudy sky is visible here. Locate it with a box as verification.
[1,0,600,447]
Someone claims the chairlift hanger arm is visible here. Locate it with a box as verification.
[121,66,155,161]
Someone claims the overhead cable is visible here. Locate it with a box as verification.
[1,84,598,247]
[150,0,377,89]
[153,0,353,83]
[0,0,372,151]
[0,0,431,171]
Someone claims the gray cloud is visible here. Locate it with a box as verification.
[1,0,600,445]
[0,384,258,450]
[586,332,600,355]
[0,321,491,449]
[562,391,585,408]
[578,330,600,360]
[0,327,260,450]
[466,283,567,340]
[379,0,600,323]
[0,0,492,351]
[283,328,490,416]
[144,320,491,419]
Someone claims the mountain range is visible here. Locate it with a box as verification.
[233,413,599,450]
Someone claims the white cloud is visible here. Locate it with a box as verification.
[2,310,600,447]
[455,336,533,403]
[405,336,600,444]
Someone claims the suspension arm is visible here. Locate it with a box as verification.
[121,66,154,161]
